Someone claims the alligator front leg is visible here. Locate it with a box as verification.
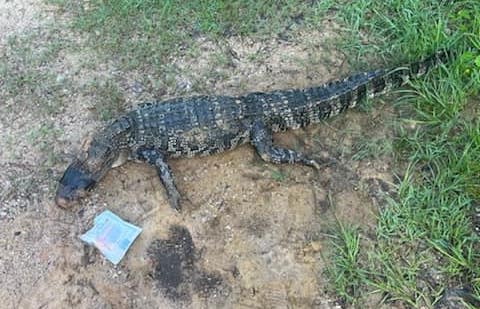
[136,148,181,211]
[250,120,321,169]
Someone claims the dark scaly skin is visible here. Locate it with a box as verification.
[55,50,450,210]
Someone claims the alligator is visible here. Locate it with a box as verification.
[55,50,450,210]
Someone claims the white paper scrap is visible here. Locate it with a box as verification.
[80,210,142,264]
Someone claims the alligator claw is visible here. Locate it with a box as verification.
[251,120,322,170]
[167,192,182,212]
[306,159,321,170]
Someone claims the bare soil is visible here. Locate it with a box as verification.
[0,2,398,308]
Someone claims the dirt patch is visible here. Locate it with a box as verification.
[0,3,398,309]
[147,225,228,303]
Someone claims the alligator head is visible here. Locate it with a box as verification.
[55,137,119,208]
[55,159,97,208]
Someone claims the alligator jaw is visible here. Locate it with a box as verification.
[55,181,88,209]
[55,160,96,208]
[54,192,75,209]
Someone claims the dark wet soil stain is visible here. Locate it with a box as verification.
[147,225,228,302]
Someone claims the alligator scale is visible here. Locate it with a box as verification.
[55,51,449,210]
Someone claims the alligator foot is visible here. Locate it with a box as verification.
[250,120,320,170]
[136,148,181,211]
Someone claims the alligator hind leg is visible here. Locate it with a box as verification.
[250,120,320,170]
[136,148,181,211]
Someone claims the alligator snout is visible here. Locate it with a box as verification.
[55,162,96,208]
[54,194,73,208]
[55,181,89,208]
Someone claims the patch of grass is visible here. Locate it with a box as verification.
[352,136,394,161]
[27,122,63,168]
[0,30,70,115]
[326,0,480,307]
[82,79,125,120]
[366,245,431,307]
[333,0,456,68]
[50,0,332,73]
[326,222,366,305]
[0,26,77,204]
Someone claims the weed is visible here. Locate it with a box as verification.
[326,221,365,305]
[326,0,480,307]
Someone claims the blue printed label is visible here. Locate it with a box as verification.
[80,210,142,264]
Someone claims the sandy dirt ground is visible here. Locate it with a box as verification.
[0,1,399,308]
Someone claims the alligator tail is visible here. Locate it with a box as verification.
[242,49,452,130]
